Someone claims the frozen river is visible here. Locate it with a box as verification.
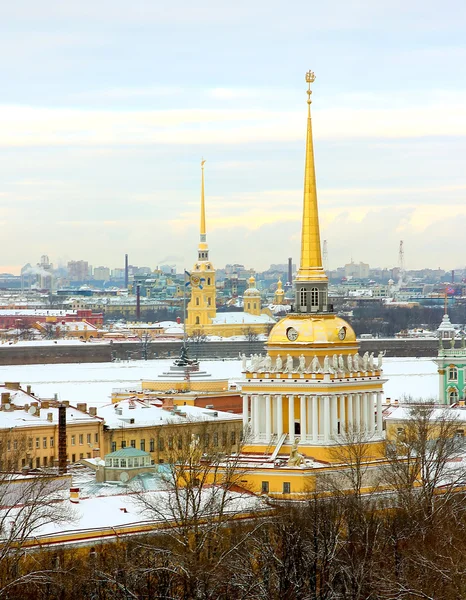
[0,357,439,407]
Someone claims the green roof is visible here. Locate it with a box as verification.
[106,447,150,458]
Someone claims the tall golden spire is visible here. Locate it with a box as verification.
[296,70,327,283]
[199,159,207,252]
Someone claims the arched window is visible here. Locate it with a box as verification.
[254,303,257,309]
[207,277,211,285]
[195,316,200,325]
[247,303,250,310]
[448,389,459,404]
[299,288,307,307]
[311,288,319,306]
[207,298,211,306]
[196,297,200,306]
[448,366,458,381]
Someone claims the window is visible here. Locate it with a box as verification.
[28,438,33,450]
[130,439,136,448]
[71,436,75,446]
[120,459,126,468]
[36,437,40,449]
[283,482,291,494]
[79,434,83,445]
[448,389,459,404]
[247,303,250,310]
[231,431,236,445]
[50,437,54,448]
[95,433,99,444]
[158,438,165,451]
[204,434,210,447]
[261,481,269,494]
[36,457,40,468]
[150,439,155,452]
[196,297,200,306]
[87,453,91,458]
[87,434,91,444]
[111,442,117,452]
[79,453,83,460]
[71,454,76,463]
[208,298,211,306]
[207,277,211,285]
[43,457,48,467]
[178,436,183,450]
[168,436,173,450]
[121,440,127,448]
[455,429,464,438]
[213,432,218,447]
[222,432,227,447]
[299,288,307,307]
[448,366,458,381]
[195,316,200,325]
[311,287,319,307]
[43,437,47,449]
[140,439,145,451]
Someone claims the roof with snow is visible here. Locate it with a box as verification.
[211,312,275,325]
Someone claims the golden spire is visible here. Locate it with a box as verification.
[296,70,327,283]
[199,159,207,251]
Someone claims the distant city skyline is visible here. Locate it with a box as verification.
[1,1,466,274]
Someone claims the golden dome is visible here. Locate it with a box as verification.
[244,275,260,297]
[267,313,357,354]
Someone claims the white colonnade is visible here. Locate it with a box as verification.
[242,390,384,443]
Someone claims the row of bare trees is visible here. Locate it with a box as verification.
[1,404,466,599]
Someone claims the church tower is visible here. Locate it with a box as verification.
[274,278,285,305]
[243,276,261,316]
[186,160,217,328]
[239,73,387,483]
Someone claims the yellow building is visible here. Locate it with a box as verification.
[0,383,102,469]
[227,72,387,496]
[185,162,275,337]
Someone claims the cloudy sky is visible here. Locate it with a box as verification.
[1,0,466,274]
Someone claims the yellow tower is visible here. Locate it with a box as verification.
[238,72,387,492]
[274,278,285,305]
[243,275,261,316]
[186,160,217,329]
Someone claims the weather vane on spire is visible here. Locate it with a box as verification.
[201,158,206,168]
[305,70,316,104]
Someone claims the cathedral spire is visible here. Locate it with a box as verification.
[296,70,327,284]
[198,159,208,261]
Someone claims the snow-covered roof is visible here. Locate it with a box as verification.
[385,405,466,422]
[0,309,76,317]
[211,312,275,325]
[98,397,239,429]
[0,405,101,429]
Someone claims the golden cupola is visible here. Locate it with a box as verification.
[274,278,285,305]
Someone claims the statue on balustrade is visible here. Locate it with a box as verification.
[285,354,294,373]
[275,354,283,372]
[338,354,345,373]
[287,438,304,467]
[362,352,369,371]
[332,354,339,372]
[298,354,306,373]
[353,352,360,372]
[323,355,331,373]
[347,353,353,372]
[241,353,247,372]
[377,350,386,369]
[311,355,321,373]
[264,353,272,372]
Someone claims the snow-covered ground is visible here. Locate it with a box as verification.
[0,357,439,407]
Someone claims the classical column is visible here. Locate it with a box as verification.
[265,395,272,441]
[276,394,283,437]
[242,394,249,430]
[339,395,346,435]
[253,395,260,440]
[323,396,330,442]
[288,395,295,443]
[331,395,338,437]
[347,393,353,432]
[312,395,318,441]
[368,392,375,434]
[361,392,368,433]
[355,393,361,431]
[300,395,307,439]
[376,391,383,434]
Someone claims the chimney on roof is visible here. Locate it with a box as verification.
[77,403,87,413]
[26,385,31,394]
[47,412,53,422]
[5,382,20,391]
[1,392,11,405]
[89,407,97,416]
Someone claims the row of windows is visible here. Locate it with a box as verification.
[299,288,327,307]
[448,366,464,381]
[261,481,290,494]
[195,297,213,306]
[110,432,238,453]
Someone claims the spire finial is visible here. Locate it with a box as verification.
[296,70,327,284]
[200,158,206,241]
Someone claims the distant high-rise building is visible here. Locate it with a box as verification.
[67,260,89,282]
[93,266,110,282]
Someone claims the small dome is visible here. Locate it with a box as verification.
[244,275,260,297]
[267,314,357,351]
